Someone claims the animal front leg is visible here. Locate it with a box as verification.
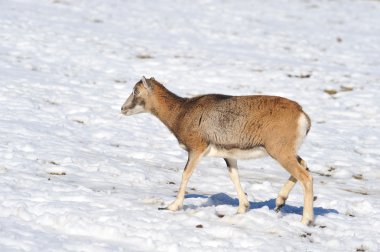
[224,158,250,214]
[159,151,202,211]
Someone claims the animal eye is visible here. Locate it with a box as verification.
[133,88,140,95]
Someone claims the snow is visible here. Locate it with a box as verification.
[1,0,380,251]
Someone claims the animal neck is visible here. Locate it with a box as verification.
[149,84,185,131]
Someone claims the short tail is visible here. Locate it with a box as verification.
[303,112,311,135]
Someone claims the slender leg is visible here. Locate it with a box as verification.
[276,155,314,225]
[224,158,250,214]
[159,151,203,211]
[275,176,297,212]
[275,156,307,212]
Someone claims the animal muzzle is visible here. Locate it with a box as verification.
[121,105,130,115]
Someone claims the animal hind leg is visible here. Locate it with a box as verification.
[275,156,307,212]
[275,155,314,225]
[275,175,297,212]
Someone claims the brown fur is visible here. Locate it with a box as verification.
[130,80,308,153]
[121,77,314,225]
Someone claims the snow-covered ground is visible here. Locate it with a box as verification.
[1,0,380,251]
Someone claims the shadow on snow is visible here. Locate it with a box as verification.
[185,193,338,216]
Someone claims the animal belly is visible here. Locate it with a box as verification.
[205,144,268,160]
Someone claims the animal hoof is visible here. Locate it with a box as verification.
[160,201,181,211]
[274,204,284,213]
[236,209,247,214]
[306,220,314,226]
[236,203,250,214]
[301,218,314,226]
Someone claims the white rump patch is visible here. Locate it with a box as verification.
[205,144,268,160]
[295,113,309,150]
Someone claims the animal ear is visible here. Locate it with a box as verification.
[141,76,152,91]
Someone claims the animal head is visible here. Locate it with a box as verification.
[121,76,155,116]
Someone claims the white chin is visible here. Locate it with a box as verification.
[124,105,146,116]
